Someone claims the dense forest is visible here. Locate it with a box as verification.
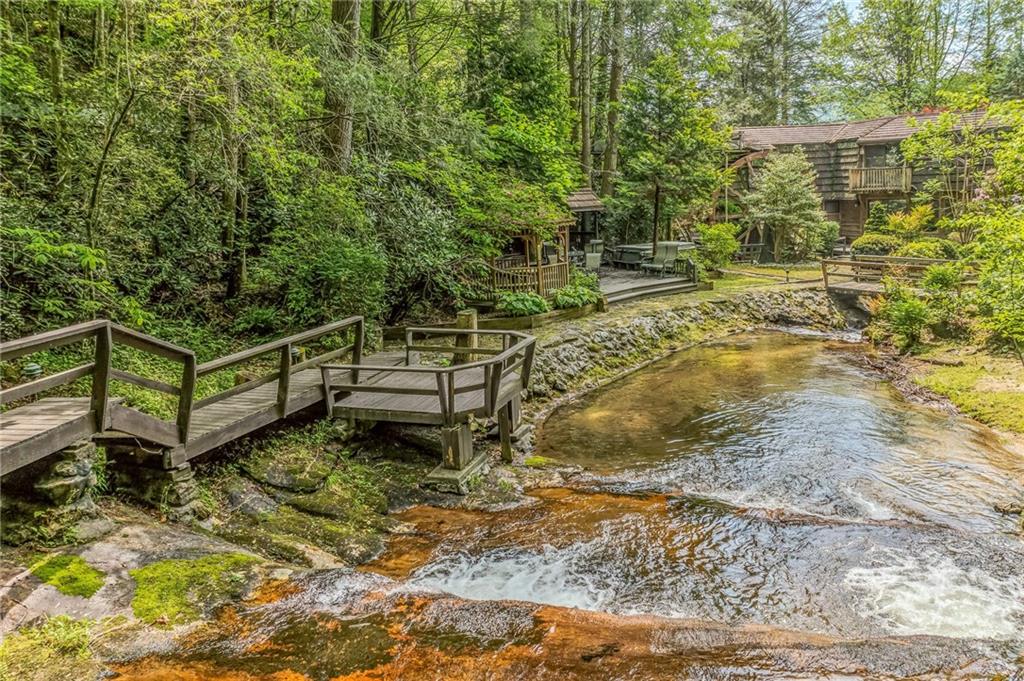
[2,0,1022,345]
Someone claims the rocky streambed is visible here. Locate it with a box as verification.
[4,286,1023,680]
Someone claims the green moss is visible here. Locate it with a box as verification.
[241,422,341,491]
[913,353,1024,434]
[129,553,262,625]
[0,616,100,681]
[524,456,559,468]
[30,554,105,598]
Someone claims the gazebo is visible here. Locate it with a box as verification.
[467,220,573,300]
[566,188,606,252]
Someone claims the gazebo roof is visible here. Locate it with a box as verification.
[566,188,606,213]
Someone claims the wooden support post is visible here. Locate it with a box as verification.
[508,393,522,430]
[440,422,473,470]
[90,323,112,431]
[454,309,477,365]
[498,402,513,463]
[176,355,196,444]
[352,318,363,382]
[276,343,291,417]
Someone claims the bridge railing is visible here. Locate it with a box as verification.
[0,320,113,429]
[320,327,535,425]
[0,321,197,443]
[194,316,364,419]
[107,324,195,445]
[821,256,977,289]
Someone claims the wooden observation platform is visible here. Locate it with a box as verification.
[1,318,535,493]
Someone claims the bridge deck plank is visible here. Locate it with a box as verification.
[0,398,98,475]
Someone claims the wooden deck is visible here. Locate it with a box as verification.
[331,366,522,425]
[824,280,886,296]
[1,319,535,477]
[599,269,699,305]
[0,398,100,475]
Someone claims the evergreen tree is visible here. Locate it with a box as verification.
[745,148,834,262]
[617,54,728,247]
[718,0,827,125]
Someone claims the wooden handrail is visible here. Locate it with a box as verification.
[322,327,536,425]
[0,319,109,361]
[110,324,193,361]
[196,316,363,376]
[0,364,95,405]
[1,316,370,451]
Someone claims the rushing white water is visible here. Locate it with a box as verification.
[843,551,1024,640]
[401,332,1024,642]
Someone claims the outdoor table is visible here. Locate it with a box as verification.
[611,243,653,269]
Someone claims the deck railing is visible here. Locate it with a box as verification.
[849,166,912,193]
[466,261,571,299]
[0,320,197,446]
[0,320,113,429]
[821,256,977,289]
[320,327,535,426]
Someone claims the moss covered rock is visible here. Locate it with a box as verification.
[129,552,262,625]
[241,424,343,492]
[30,554,105,598]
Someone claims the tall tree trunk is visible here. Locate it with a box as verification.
[406,0,418,71]
[600,0,623,197]
[652,183,661,251]
[579,0,592,183]
[779,0,790,124]
[326,0,361,170]
[92,1,107,68]
[222,75,240,297]
[568,0,579,147]
[47,0,64,192]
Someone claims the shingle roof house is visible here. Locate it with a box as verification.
[730,110,991,238]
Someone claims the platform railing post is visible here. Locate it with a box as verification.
[276,343,291,417]
[176,355,196,444]
[352,318,363,383]
[454,309,477,365]
[90,323,112,431]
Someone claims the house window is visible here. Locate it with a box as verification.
[824,200,840,213]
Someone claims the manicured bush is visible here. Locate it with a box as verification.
[893,238,960,260]
[882,204,934,239]
[695,222,740,272]
[851,233,903,256]
[496,291,550,317]
[864,202,891,232]
[922,263,964,291]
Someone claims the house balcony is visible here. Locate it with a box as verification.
[849,166,912,193]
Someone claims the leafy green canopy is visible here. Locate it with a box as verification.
[0,1,576,340]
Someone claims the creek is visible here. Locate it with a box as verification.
[394,332,1024,644]
[115,331,1024,679]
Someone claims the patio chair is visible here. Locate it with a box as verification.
[585,240,604,271]
[641,242,679,277]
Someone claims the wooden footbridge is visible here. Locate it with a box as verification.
[1,318,535,487]
[821,255,974,296]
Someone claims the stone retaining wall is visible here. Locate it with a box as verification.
[528,287,850,400]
